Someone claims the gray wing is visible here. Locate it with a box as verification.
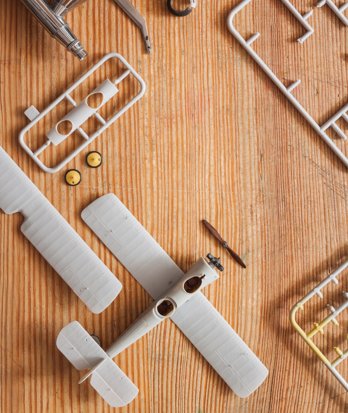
[0,147,122,313]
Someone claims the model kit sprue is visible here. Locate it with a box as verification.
[291,260,348,391]
[227,0,348,168]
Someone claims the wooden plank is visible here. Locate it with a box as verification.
[0,0,347,411]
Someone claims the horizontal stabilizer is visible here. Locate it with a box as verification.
[57,321,138,407]
[57,321,108,371]
[90,358,139,407]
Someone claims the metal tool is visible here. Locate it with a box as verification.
[21,0,152,58]
[21,0,88,60]
[113,0,151,53]
[167,0,197,17]
[202,220,246,269]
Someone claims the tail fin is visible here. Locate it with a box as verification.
[57,321,138,407]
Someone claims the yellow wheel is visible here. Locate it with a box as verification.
[65,169,81,186]
[86,151,103,168]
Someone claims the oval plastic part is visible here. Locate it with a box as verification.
[65,169,81,186]
[86,151,103,168]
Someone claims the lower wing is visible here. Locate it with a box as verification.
[172,294,268,397]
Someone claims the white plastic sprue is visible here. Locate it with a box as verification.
[19,53,146,174]
[291,260,348,391]
[227,0,348,168]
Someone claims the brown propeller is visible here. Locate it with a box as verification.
[202,220,246,269]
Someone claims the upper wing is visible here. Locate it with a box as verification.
[81,193,183,299]
[0,147,122,314]
[82,193,268,397]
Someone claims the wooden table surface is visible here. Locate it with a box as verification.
[0,0,347,412]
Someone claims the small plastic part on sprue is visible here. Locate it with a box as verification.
[86,151,103,168]
[290,260,348,391]
[65,169,81,186]
[19,53,146,174]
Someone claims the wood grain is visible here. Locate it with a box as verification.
[0,0,347,412]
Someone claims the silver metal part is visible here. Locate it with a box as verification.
[21,0,87,60]
[91,334,101,346]
[21,0,152,58]
[167,0,197,17]
[53,0,88,16]
[113,0,152,53]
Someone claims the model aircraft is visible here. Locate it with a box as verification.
[57,194,268,407]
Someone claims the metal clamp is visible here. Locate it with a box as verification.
[167,0,197,17]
